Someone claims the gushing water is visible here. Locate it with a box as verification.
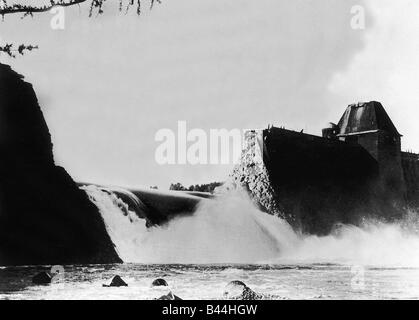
[83,185,419,267]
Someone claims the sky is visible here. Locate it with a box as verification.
[1,0,418,189]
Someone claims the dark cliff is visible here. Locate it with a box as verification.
[0,63,121,266]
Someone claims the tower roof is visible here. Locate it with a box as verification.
[337,101,401,137]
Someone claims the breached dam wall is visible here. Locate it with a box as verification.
[231,127,406,235]
[229,130,287,221]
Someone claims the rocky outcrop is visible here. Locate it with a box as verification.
[0,63,121,266]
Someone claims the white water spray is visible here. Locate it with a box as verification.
[83,185,419,267]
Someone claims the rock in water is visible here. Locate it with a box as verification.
[32,272,52,285]
[223,281,262,300]
[158,292,182,300]
[103,276,128,287]
[0,63,121,266]
[151,278,169,287]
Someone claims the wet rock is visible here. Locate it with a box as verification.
[103,275,128,287]
[223,280,262,300]
[158,292,182,300]
[151,278,168,287]
[32,272,52,285]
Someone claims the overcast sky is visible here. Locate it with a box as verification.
[1,0,418,189]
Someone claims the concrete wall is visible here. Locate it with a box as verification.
[342,130,406,205]
[402,152,419,206]
[376,132,406,202]
[258,127,385,234]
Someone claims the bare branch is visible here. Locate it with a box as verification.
[0,0,87,16]
[0,0,161,58]
[150,0,161,10]
[0,0,160,17]
[0,43,38,58]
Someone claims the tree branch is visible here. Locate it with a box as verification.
[0,0,160,17]
[0,0,161,58]
[0,43,38,58]
[0,0,87,15]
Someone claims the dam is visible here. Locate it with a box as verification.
[90,101,419,237]
[83,101,419,237]
[1,61,418,266]
[231,101,419,234]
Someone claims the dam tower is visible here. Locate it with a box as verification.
[330,101,407,203]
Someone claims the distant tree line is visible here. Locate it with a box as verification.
[169,182,223,193]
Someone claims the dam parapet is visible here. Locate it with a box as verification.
[232,101,416,234]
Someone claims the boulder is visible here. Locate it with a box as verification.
[103,275,128,287]
[32,272,52,285]
[151,278,168,287]
[158,291,182,300]
[223,280,262,300]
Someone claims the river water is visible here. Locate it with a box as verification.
[1,263,419,300]
[1,187,419,300]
